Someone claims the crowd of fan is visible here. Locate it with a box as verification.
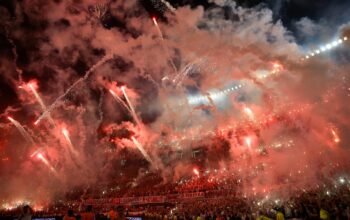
[2,175,350,220]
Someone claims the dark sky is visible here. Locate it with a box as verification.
[1,0,349,41]
[0,0,349,113]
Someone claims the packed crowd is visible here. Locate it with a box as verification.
[2,173,350,220]
[3,180,350,220]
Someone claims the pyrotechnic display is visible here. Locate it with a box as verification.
[0,0,350,218]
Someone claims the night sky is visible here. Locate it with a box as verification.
[1,0,349,112]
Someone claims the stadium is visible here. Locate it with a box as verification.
[0,0,350,219]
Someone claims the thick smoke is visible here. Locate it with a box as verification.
[0,0,349,206]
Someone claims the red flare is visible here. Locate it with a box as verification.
[62,128,69,136]
[193,168,199,176]
[37,152,44,159]
[152,16,157,25]
[331,129,340,143]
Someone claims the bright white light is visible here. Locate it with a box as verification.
[305,36,347,60]
[187,83,244,105]
[62,128,69,137]
[243,107,254,120]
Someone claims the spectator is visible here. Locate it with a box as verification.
[116,206,125,220]
[64,209,76,220]
[81,205,95,220]
[18,205,32,220]
[108,207,116,220]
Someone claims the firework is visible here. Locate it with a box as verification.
[131,136,154,166]
[37,153,56,173]
[244,136,253,149]
[331,128,340,143]
[158,0,176,12]
[243,107,255,121]
[173,58,205,87]
[271,62,283,74]
[7,117,36,147]
[193,168,200,176]
[108,89,131,112]
[27,83,56,127]
[35,54,113,125]
[152,17,163,39]
[150,0,176,13]
[152,17,177,75]
[121,86,142,127]
[62,128,79,156]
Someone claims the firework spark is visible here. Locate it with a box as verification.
[131,136,154,166]
[108,89,131,112]
[331,128,340,143]
[27,83,56,127]
[35,54,113,125]
[7,117,36,147]
[243,107,255,121]
[37,153,56,173]
[121,86,142,127]
[152,17,177,75]
[62,128,79,156]
[193,168,200,177]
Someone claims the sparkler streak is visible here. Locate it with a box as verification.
[131,136,154,166]
[62,129,79,156]
[121,87,142,127]
[109,89,131,112]
[37,153,57,173]
[35,54,113,125]
[152,17,178,75]
[7,117,36,147]
[28,83,56,127]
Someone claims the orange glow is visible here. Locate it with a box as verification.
[193,168,199,176]
[331,129,340,143]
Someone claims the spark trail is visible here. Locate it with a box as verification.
[131,136,154,166]
[173,58,205,87]
[245,136,252,149]
[121,86,142,127]
[243,107,255,121]
[35,54,113,125]
[28,83,55,127]
[331,128,340,143]
[62,128,79,156]
[108,89,131,112]
[152,17,177,75]
[37,153,57,173]
[7,117,36,147]
[159,0,176,12]
[150,0,176,13]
